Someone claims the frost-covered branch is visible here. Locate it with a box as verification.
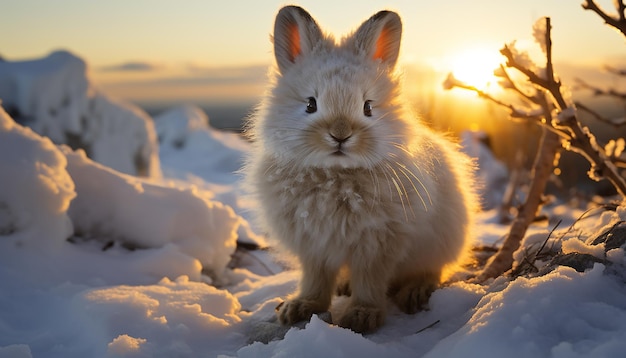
[499,18,626,196]
[446,16,626,281]
[443,73,544,122]
[582,0,626,37]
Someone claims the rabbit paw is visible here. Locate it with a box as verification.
[390,283,435,314]
[339,304,384,333]
[276,298,324,325]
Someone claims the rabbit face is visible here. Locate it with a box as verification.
[253,6,412,170]
[265,55,406,169]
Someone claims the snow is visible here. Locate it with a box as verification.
[0,106,74,248]
[533,17,548,54]
[2,53,626,358]
[0,50,160,177]
[425,264,626,358]
[63,147,239,280]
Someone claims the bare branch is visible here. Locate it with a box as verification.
[582,0,626,37]
[574,77,626,101]
[478,129,562,281]
[575,101,626,127]
[604,64,626,76]
[444,73,542,121]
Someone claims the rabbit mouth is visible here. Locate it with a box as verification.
[331,142,349,156]
[329,133,352,156]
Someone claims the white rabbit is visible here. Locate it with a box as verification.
[244,5,477,333]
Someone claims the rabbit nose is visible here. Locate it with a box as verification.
[330,133,352,143]
[329,121,353,143]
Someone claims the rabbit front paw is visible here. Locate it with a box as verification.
[338,304,385,333]
[276,298,325,325]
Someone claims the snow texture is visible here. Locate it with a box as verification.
[533,17,548,54]
[0,50,160,177]
[2,52,626,358]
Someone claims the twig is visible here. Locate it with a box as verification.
[582,0,626,37]
[445,73,572,141]
[604,65,626,76]
[534,219,562,261]
[574,78,626,101]
[416,319,441,334]
[575,101,626,127]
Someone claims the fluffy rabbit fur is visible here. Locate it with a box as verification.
[244,5,477,333]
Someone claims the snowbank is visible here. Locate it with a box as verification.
[425,265,626,358]
[64,146,239,279]
[0,106,239,279]
[0,106,74,247]
[0,50,160,177]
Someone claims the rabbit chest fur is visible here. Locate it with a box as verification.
[252,148,469,274]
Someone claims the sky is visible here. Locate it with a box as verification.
[1,0,625,108]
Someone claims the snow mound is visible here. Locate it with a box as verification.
[75,275,242,358]
[425,264,626,358]
[63,146,239,280]
[0,106,74,247]
[153,105,267,248]
[154,105,248,185]
[0,50,160,177]
[237,315,406,358]
[0,106,239,280]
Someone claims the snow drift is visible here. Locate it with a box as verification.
[0,104,239,280]
[0,106,74,247]
[0,50,160,177]
[65,146,239,280]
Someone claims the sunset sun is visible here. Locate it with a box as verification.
[449,48,503,90]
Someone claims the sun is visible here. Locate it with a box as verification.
[449,48,503,90]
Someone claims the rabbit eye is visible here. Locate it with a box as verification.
[364,100,373,117]
[306,97,317,114]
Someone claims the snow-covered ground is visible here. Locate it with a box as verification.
[2,53,626,358]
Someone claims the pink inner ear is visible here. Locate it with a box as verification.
[373,27,390,61]
[288,23,301,62]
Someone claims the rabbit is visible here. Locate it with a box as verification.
[243,5,477,334]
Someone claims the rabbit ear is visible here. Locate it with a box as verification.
[273,6,323,73]
[351,11,402,68]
